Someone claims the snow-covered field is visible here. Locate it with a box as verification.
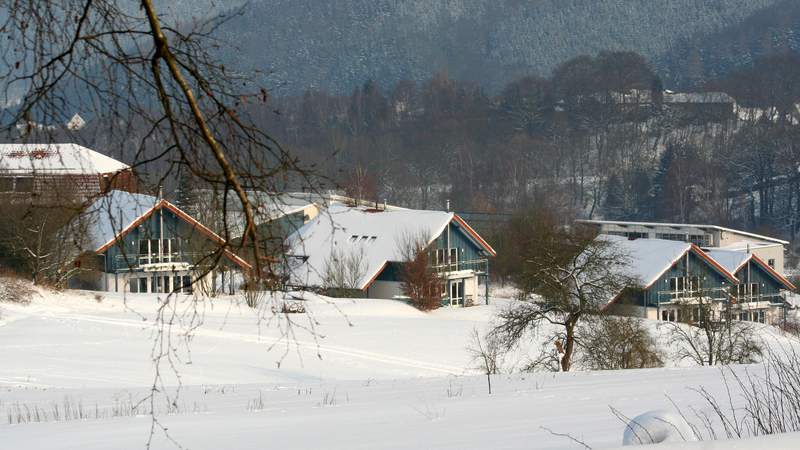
[2,288,800,449]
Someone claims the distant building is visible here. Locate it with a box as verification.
[598,235,794,325]
[288,203,496,306]
[69,190,250,294]
[578,219,788,275]
[663,90,736,122]
[0,143,137,201]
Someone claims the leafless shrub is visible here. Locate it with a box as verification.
[577,316,663,370]
[660,300,762,366]
[241,276,267,308]
[467,328,502,393]
[690,345,800,440]
[396,230,442,311]
[322,247,367,298]
[0,276,35,305]
[246,391,265,412]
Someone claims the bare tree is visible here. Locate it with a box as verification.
[0,2,324,444]
[491,214,633,372]
[322,246,367,297]
[577,315,663,370]
[661,292,762,366]
[466,327,501,394]
[396,230,442,311]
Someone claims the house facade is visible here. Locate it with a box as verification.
[71,190,250,294]
[602,235,794,325]
[579,219,788,275]
[0,143,137,203]
[288,204,496,306]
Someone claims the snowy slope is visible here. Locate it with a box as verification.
[2,288,800,449]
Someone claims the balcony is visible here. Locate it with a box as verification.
[111,252,210,272]
[431,258,488,276]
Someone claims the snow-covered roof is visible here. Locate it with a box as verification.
[664,92,735,104]
[79,190,159,251]
[579,219,789,245]
[598,235,695,288]
[704,249,751,274]
[74,190,252,269]
[705,248,795,290]
[714,241,783,251]
[0,143,129,175]
[288,204,493,290]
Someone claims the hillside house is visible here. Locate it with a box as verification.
[705,249,796,323]
[578,219,788,275]
[600,235,793,325]
[69,190,250,294]
[0,143,137,202]
[288,204,496,306]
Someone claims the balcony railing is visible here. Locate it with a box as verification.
[431,258,488,275]
[112,252,212,271]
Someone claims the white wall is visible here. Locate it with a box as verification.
[367,280,403,299]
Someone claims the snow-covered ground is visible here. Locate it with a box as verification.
[1,288,799,449]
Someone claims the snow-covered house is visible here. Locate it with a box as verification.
[0,143,137,201]
[578,219,789,274]
[600,235,793,325]
[705,249,795,323]
[287,204,496,306]
[69,190,251,294]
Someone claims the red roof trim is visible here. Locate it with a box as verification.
[452,214,497,257]
[95,199,252,271]
[750,254,796,291]
[690,244,739,284]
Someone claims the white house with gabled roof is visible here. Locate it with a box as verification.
[287,203,496,306]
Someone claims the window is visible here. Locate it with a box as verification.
[656,233,686,242]
[0,178,12,192]
[688,235,709,247]
[130,279,139,293]
[435,249,446,265]
[449,248,458,267]
[750,283,759,299]
[182,276,193,294]
[137,277,148,293]
[349,235,359,243]
[768,259,776,269]
[14,177,33,192]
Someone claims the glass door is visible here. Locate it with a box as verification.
[449,280,464,306]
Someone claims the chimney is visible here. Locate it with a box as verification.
[446,199,450,212]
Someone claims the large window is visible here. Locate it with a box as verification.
[138,238,181,264]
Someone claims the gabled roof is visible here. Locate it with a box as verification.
[706,249,796,291]
[288,204,495,290]
[598,235,738,290]
[0,143,129,175]
[79,190,251,270]
[578,219,789,245]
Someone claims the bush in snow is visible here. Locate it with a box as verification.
[621,409,698,445]
[578,316,663,370]
[397,231,442,311]
[0,275,35,305]
[661,296,762,366]
[322,247,367,298]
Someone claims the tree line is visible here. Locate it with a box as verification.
[245,50,800,247]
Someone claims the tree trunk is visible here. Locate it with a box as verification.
[561,317,578,372]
